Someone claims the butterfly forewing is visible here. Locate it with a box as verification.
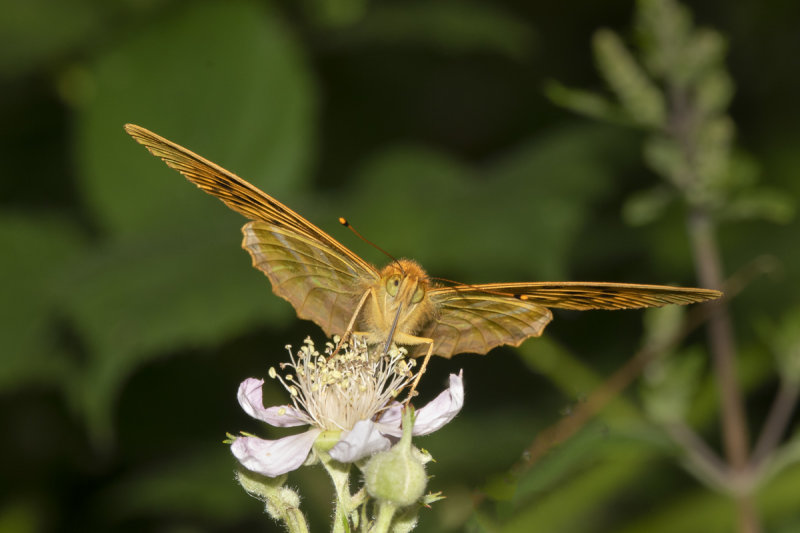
[125,124,379,337]
[243,221,378,337]
[430,282,721,311]
[123,124,374,272]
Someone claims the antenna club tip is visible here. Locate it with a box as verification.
[339,217,349,226]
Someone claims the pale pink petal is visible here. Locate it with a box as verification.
[231,429,322,477]
[237,378,308,427]
[379,371,464,437]
[376,402,402,426]
[329,420,393,463]
[376,372,464,438]
[412,371,464,435]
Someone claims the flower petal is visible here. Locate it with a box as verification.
[237,378,309,427]
[376,402,402,426]
[375,372,464,439]
[329,419,393,463]
[231,428,322,477]
[412,371,464,435]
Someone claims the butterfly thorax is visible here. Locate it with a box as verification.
[362,259,436,344]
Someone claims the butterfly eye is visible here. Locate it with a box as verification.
[411,286,425,304]
[386,275,402,297]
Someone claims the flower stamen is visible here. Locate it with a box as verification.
[267,336,417,431]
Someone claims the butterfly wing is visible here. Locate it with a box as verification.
[243,222,376,336]
[423,282,721,358]
[125,124,379,336]
[420,289,553,358]
[451,281,723,310]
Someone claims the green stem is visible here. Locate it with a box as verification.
[285,507,311,533]
[320,453,353,533]
[372,502,397,533]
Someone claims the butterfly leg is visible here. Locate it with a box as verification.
[397,335,435,405]
[333,289,372,356]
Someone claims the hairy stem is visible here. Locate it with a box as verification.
[320,454,353,533]
[372,502,397,533]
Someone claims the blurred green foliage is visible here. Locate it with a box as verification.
[2,0,800,531]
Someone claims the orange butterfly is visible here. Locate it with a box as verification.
[125,124,721,376]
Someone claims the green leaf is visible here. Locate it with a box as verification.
[517,338,639,421]
[640,346,704,424]
[677,29,728,88]
[336,1,534,60]
[304,0,369,27]
[695,69,734,117]
[0,497,43,533]
[77,0,316,238]
[62,223,293,447]
[694,116,734,191]
[67,1,318,446]
[622,185,676,226]
[346,124,623,281]
[502,440,655,533]
[0,0,97,76]
[758,306,800,385]
[642,135,685,185]
[641,304,684,350]
[0,213,86,392]
[93,447,253,523]
[511,421,628,501]
[635,0,693,80]
[544,80,630,126]
[593,29,665,128]
[722,188,796,224]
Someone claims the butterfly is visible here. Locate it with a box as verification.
[125,124,721,371]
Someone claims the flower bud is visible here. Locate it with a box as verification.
[363,408,427,507]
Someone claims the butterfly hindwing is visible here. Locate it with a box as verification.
[422,281,721,358]
[243,222,378,337]
[422,289,553,358]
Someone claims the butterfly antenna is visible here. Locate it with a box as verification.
[429,276,464,286]
[339,217,402,269]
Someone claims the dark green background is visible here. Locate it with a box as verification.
[2,0,799,531]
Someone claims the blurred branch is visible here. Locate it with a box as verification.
[508,237,767,479]
[752,379,800,465]
[663,421,728,490]
[512,294,719,475]
[662,10,758,527]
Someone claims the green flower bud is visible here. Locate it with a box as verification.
[363,408,427,508]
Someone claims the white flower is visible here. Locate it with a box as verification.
[231,337,464,477]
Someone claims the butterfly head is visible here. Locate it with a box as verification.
[380,259,430,308]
